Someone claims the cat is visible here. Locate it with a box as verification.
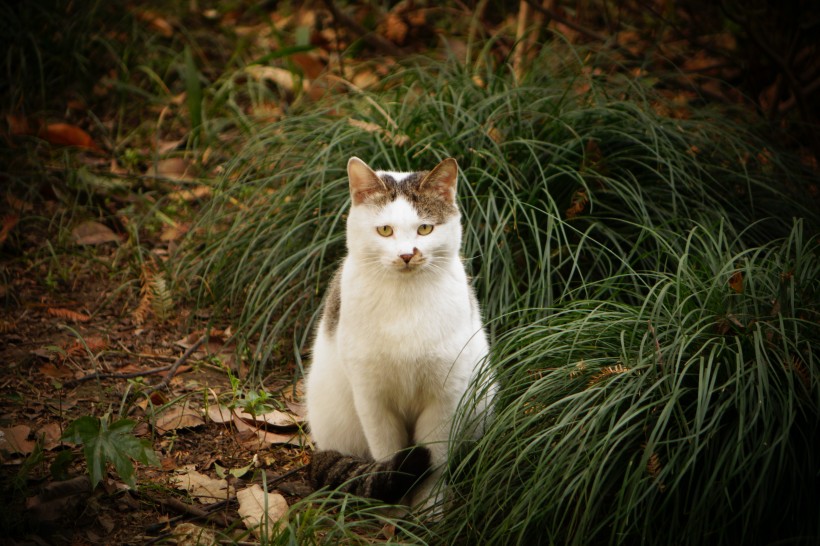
[305,156,492,507]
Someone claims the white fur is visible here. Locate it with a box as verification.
[306,163,491,505]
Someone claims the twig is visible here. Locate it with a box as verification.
[321,0,405,57]
[144,335,207,394]
[63,364,173,387]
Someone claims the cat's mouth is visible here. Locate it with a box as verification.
[394,256,425,272]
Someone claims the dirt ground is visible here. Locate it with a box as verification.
[0,238,312,544]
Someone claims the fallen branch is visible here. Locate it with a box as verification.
[143,335,207,394]
[64,364,173,387]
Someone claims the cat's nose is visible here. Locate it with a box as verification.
[399,253,413,264]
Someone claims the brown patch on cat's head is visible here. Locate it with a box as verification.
[349,157,460,224]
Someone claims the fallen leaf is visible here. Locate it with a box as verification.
[6,193,34,212]
[72,220,119,245]
[168,186,211,202]
[154,158,194,181]
[282,379,305,404]
[134,9,174,37]
[0,214,19,245]
[236,485,288,540]
[171,466,234,504]
[0,425,35,455]
[285,400,307,420]
[729,271,744,293]
[154,403,205,435]
[566,189,589,219]
[206,405,234,425]
[234,408,302,428]
[159,222,190,241]
[172,522,216,546]
[37,423,63,450]
[40,123,102,152]
[40,362,75,379]
[245,65,306,93]
[292,52,324,79]
[6,113,34,135]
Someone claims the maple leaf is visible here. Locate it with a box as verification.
[62,415,159,489]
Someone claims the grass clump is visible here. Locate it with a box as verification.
[179,44,814,363]
[179,42,819,544]
[445,220,818,545]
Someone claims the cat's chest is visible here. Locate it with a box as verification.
[339,270,471,351]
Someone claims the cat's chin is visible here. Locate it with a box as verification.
[392,262,426,274]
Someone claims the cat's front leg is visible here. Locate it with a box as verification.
[353,395,409,461]
[409,400,456,510]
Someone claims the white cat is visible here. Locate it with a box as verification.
[306,156,492,505]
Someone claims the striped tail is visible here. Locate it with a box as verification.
[308,446,431,504]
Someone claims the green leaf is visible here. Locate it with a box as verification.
[62,416,160,489]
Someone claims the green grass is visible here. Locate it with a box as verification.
[177,44,815,362]
[442,220,818,545]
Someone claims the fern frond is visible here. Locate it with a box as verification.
[150,273,173,322]
[47,307,91,322]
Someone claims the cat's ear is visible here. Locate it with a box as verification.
[348,157,387,205]
[419,158,458,203]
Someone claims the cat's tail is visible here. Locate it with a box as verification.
[308,446,432,504]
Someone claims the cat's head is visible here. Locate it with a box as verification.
[345,157,462,274]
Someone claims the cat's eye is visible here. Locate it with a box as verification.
[417,224,434,236]
[376,225,393,237]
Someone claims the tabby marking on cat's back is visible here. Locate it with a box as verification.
[321,269,342,336]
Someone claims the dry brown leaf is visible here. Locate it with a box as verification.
[37,423,63,450]
[168,186,211,202]
[729,271,744,294]
[171,466,234,504]
[64,335,107,359]
[234,408,302,428]
[254,429,299,448]
[206,405,234,425]
[72,220,119,245]
[566,189,589,219]
[154,158,194,181]
[172,522,216,546]
[384,12,409,44]
[155,403,206,435]
[134,9,174,37]
[40,123,102,152]
[0,425,35,455]
[47,308,91,323]
[6,193,34,212]
[160,222,190,242]
[0,214,19,245]
[292,53,324,79]
[6,113,34,135]
[236,485,288,540]
[282,379,305,404]
[245,65,305,93]
[39,362,75,379]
